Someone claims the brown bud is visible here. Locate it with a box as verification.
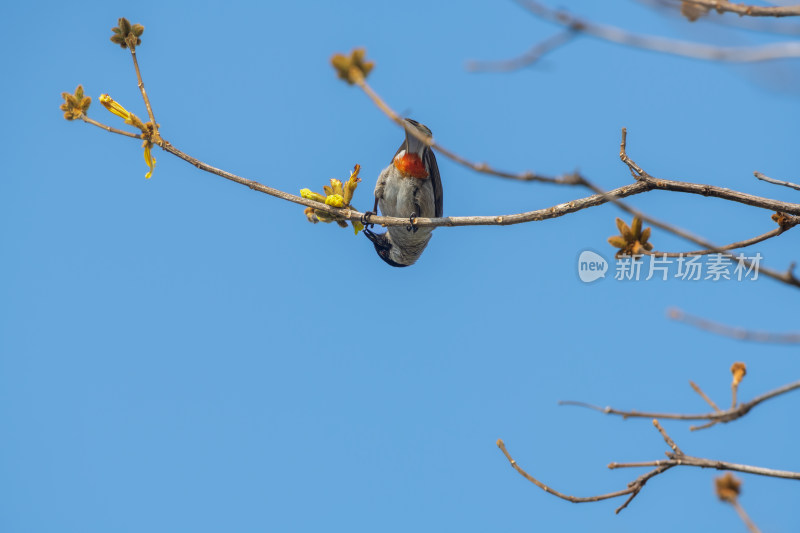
[715,473,741,503]
[731,362,747,387]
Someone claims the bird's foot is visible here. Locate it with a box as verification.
[361,210,376,228]
[406,213,419,233]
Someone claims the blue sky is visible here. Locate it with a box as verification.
[3,1,799,532]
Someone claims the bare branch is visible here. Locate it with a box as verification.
[645,225,794,257]
[639,0,800,35]
[128,44,157,129]
[497,438,674,513]
[466,30,577,72]
[579,170,798,259]
[500,420,800,514]
[681,0,800,18]
[618,129,800,215]
[158,140,653,225]
[668,308,800,344]
[514,0,800,62]
[607,454,800,480]
[689,380,721,412]
[80,115,143,139]
[559,379,800,428]
[652,419,683,455]
[755,171,800,192]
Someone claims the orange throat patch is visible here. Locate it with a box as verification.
[393,153,429,179]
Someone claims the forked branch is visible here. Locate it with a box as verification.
[499,419,800,514]
[560,378,800,430]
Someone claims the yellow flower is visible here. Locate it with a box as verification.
[299,164,364,234]
[143,141,156,179]
[99,94,146,131]
[100,94,130,120]
[324,194,345,208]
[300,189,327,203]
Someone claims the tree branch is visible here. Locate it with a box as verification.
[128,45,157,129]
[514,0,800,62]
[497,438,674,513]
[499,419,799,514]
[559,378,800,429]
[668,308,800,343]
[466,30,577,72]
[80,114,143,139]
[639,0,800,35]
[646,225,792,257]
[689,380,721,412]
[608,454,800,480]
[755,171,800,192]
[680,0,800,18]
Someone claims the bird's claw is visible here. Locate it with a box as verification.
[406,213,419,233]
[361,211,375,228]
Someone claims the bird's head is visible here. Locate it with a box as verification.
[363,228,411,268]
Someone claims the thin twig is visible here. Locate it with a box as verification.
[731,499,762,533]
[129,46,157,129]
[645,226,791,257]
[559,379,800,428]
[652,419,683,455]
[609,454,800,480]
[689,380,721,412]
[668,308,800,344]
[644,216,798,257]
[515,0,800,62]
[466,30,577,72]
[755,171,800,192]
[81,115,143,139]
[497,438,674,513]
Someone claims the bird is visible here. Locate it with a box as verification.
[363,119,443,267]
